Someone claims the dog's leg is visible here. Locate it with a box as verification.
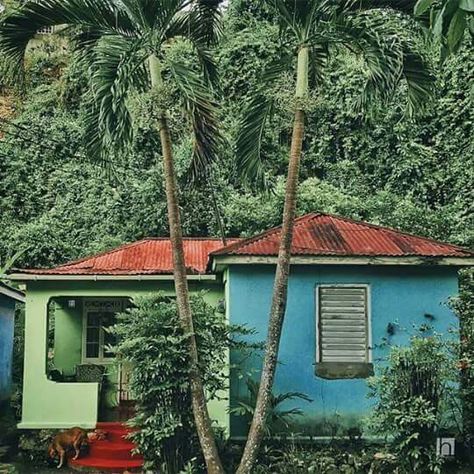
[57,447,65,469]
[73,438,81,460]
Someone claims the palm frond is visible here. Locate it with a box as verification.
[400,49,435,115]
[272,391,313,405]
[332,12,434,115]
[83,35,147,165]
[0,248,28,279]
[309,41,329,85]
[164,7,221,88]
[167,58,223,182]
[235,93,273,187]
[235,54,292,188]
[273,0,302,40]
[189,0,225,46]
[121,0,185,36]
[0,0,135,82]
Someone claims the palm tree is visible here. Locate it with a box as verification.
[235,1,434,472]
[0,1,225,472]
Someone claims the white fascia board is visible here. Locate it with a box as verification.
[212,255,474,270]
[8,273,217,282]
[0,285,26,303]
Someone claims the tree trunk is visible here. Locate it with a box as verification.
[150,56,224,474]
[236,45,309,474]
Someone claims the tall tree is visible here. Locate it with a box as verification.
[235,1,434,472]
[0,1,225,472]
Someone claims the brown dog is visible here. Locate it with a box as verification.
[48,427,88,468]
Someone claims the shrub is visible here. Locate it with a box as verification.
[112,293,255,472]
[230,378,312,437]
[450,270,474,440]
[17,430,55,466]
[368,336,456,473]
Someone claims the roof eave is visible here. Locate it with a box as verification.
[211,254,474,272]
[0,283,26,303]
[8,273,217,282]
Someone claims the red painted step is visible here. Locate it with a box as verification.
[69,422,144,472]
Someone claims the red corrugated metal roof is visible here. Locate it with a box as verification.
[16,213,473,276]
[19,239,239,275]
[211,213,474,259]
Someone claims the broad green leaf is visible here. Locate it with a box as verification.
[414,0,435,16]
[460,0,474,12]
[447,9,467,51]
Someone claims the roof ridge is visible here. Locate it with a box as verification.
[211,213,319,256]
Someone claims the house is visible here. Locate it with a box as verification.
[0,281,25,402]
[9,213,474,439]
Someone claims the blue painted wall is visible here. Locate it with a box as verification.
[228,264,460,437]
[0,294,16,401]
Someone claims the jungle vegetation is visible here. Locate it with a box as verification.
[0,2,472,270]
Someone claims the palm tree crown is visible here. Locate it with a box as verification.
[0,0,224,179]
[236,0,435,185]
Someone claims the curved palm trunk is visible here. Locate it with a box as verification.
[236,46,309,474]
[150,57,224,474]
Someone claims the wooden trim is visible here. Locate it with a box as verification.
[213,255,474,270]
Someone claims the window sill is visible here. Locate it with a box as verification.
[315,362,374,380]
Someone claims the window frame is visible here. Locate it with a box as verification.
[315,284,372,365]
[82,298,124,364]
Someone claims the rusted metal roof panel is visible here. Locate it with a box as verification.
[19,239,239,275]
[211,213,473,258]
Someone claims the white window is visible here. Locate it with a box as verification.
[82,299,124,363]
[316,285,371,364]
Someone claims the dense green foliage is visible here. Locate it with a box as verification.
[111,294,227,471]
[230,379,312,437]
[111,293,257,472]
[450,270,474,439]
[0,2,472,269]
[368,336,459,473]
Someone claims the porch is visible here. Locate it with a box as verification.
[17,277,228,430]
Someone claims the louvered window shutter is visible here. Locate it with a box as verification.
[317,286,369,363]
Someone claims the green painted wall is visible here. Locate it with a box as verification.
[20,278,229,431]
[53,299,82,376]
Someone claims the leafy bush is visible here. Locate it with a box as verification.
[450,270,474,441]
[220,441,395,474]
[17,430,55,466]
[230,378,312,437]
[112,293,254,472]
[368,336,457,473]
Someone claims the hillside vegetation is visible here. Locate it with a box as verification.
[0,1,472,269]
